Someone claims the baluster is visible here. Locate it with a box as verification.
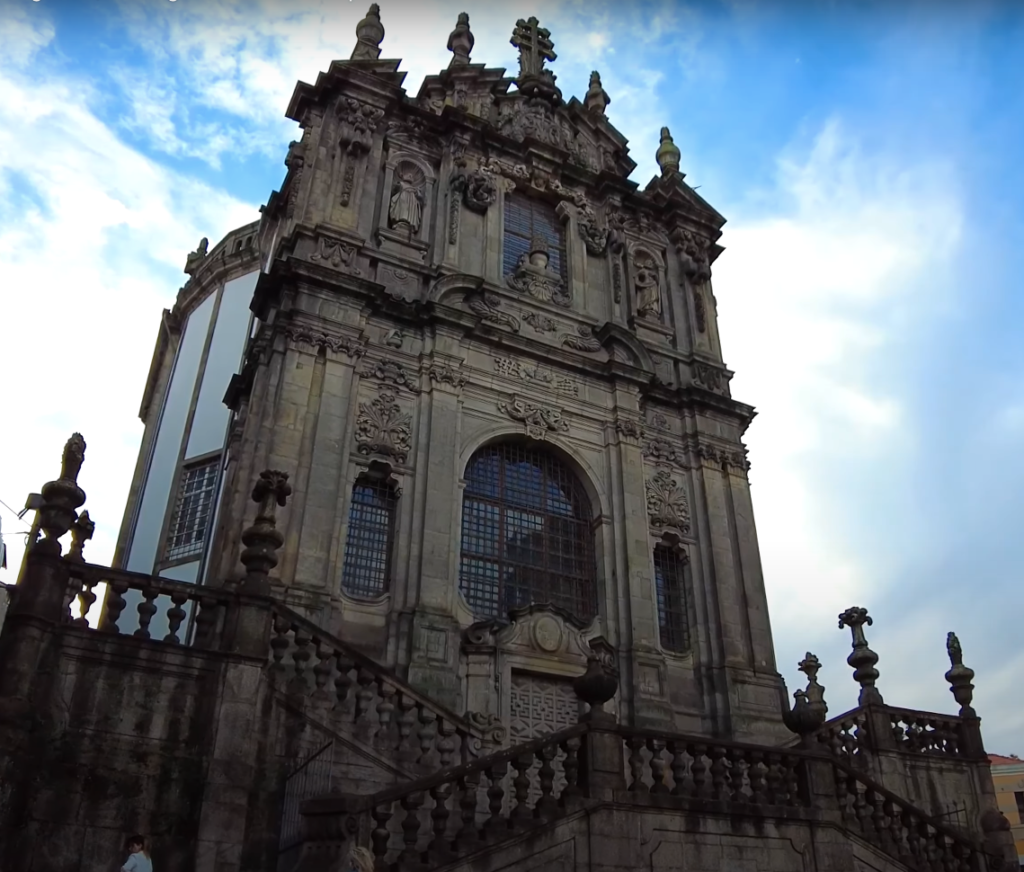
[560,736,581,805]
[355,669,377,736]
[748,751,767,804]
[102,578,128,633]
[688,744,708,798]
[647,738,669,794]
[334,654,354,708]
[485,762,508,838]
[726,748,746,803]
[376,680,397,741]
[905,813,924,865]
[133,586,159,639]
[371,803,393,866]
[427,782,453,862]
[709,746,729,801]
[436,718,457,770]
[269,614,291,682]
[534,743,559,819]
[311,642,334,702]
[870,790,889,842]
[289,626,312,694]
[73,578,98,628]
[885,799,909,860]
[399,790,426,867]
[397,694,419,765]
[666,740,688,797]
[833,765,850,817]
[626,736,646,791]
[853,786,871,831]
[951,839,969,872]
[193,596,219,648]
[763,753,781,805]
[64,575,82,624]
[784,756,801,806]
[163,590,189,644]
[510,752,534,826]
[454,772,481,850]
[417,706,438,766]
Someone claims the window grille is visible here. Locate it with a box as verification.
[503,194,566,282]
[341,476,398,598]
[654,545,690,653]
[459,442,596,621]
[164,458,220,561]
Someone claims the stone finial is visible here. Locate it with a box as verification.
[66,510,95,563]
[351,3,385,61]
[572,653,617,714]
[944,631,977,718]
[656,127,681,176]
[510,16,561,103]
[239,470,292,594]
[184,237,209,277]
[585,70,610,115]
[783,652,828,737]
[37,433,88,556]
[447,12,474,66]
[799,651,829,719]
[838,606,884,706]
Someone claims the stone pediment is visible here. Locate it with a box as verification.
[463,603,597,662]
[643,172,726,232]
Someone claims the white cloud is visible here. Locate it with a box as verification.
[0,29,256,585]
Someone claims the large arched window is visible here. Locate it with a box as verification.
[340,470,399,598]
[459,442,597,622]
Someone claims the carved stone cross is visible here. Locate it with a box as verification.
[510,17,556,79]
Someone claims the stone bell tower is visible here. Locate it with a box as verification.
[211,6,784,743]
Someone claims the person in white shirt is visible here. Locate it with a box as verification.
[121,835,152,872]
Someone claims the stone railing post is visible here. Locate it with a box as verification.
[0,434,87,723]
[229,470,292,659]
[572,654,625,800]
[838,606,895,753]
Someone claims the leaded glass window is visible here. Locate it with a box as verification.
[459,442,596,621]
[165,458,219,561]
[654,545,690,653]
[341,476,398,598]
[503,193,566,282]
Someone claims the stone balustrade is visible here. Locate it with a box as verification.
[887,707,965,757]
[811,705,967,762]
[267,606,500,770]
[814,709,869,759]
[618,727,807,807]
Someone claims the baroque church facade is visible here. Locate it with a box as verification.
[0,8,1016,872]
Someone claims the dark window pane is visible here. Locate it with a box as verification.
[502,194,567,283]
[459,442,596,621]
[341,478,398,598]
[165,458,220,561]
[654,546,690,653]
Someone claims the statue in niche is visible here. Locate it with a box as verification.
[634,253,661,320]
[388,162,426,232]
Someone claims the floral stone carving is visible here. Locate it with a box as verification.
[310,237,361,273]
[645,469,690,532]
[506,236,570,307]
[355,389,412,464]
[360,358,421,394]
[498,395,570,440]
[466,291,521,333]
[560,324,602,353]
[457,170,497,214]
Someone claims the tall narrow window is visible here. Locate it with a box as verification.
[503,193,566,282]
[459,442,597,622]
[341,473,398,598]
[165,457,220,561]
[654,544,690,653]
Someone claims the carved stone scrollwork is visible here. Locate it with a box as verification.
[578,214,609,256]
[673,228,712,282]
[465,291,521,333]
[521,311,559,334]
[559,324,601,353]
[355,388,412,463]
[465,711,507,746]
[693,289,708,333]
[459,170,497,214]
[642,438,687,469]
[337,97,384,207]
[615,419,644,441]
[498,395,569,440]
[692,362,731,395]
[360,358,421,394]
[506,238,570,307]
[645,469,691,533]
[283,325,366,358]
[310,237,361,274]
[428,363,466,389]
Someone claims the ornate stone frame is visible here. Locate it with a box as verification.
[376,152,436,258]
[625,241,671,333]
[650,531,696,661]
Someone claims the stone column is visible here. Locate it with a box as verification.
[403,346,466,709]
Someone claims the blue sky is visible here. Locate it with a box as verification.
[0,0,1022,752]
